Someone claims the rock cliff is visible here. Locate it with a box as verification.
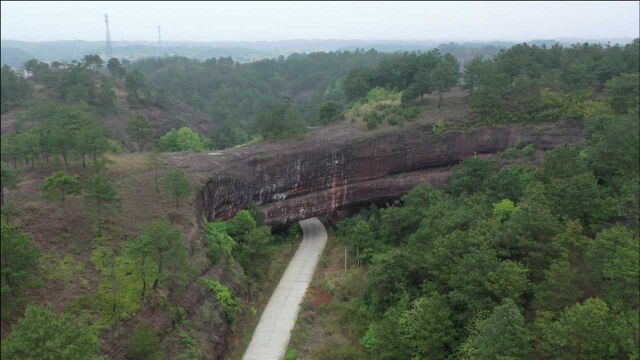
[169,122,583,227]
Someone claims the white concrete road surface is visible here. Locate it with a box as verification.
[243,217,328,360]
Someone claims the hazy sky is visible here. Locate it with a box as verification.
[2,1,639,42]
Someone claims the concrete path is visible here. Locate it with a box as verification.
[243,218,328,360]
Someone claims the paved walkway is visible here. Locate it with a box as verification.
[243,218,328,360]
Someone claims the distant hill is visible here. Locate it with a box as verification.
[0,46,33,67]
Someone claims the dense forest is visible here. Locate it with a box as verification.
[322,101,638,358]
[1,37,639,359]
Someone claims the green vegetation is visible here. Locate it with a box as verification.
[1,65,31,113]
[126,220,189,295]
[201,278,241,323]
[256,103,307,140]
[158,127,206,152]
[162,169,192,208]
[431,119,447,137]
[2,104,109,169]
[0,219,41,318]
[465,40,639,124]
[128,325,165,360]
[1,38,637,359]
[127,115,155,152]
[203,220,236,264]
[83,175,119,218]
[346,87,419,129]
[317,101,344,125]
[41,171,81,207]
[1,163,19,206]
[301,92,639,358]
[1,305,99,359]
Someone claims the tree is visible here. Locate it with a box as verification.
[41,171,81,207]
[226,210,272,280]
[1,65,30,113]
[107,57,125,79]
[317,101,343,125]
[488,164,533,202]
[460,299,533,360]
[84,175,119,218]
[14,130,40,168]
[203,220,236,264]
[1,306,99,359]
[463,56,484,95]
[256,104,306,140]
[447,157,496,196]
[97,79,116,114]
[23,58,50,81]
[537,298,616,359]
[127,115,154,152]
[1,220,40,317]
[336,216,377,265]
[227,210,256,239]
[75,121,108,169]
[127,325,164,360]
[82,54,104,71]
[176,127,205,152]
[344,68,371,101]
[492,198,516,222]
[412,68,433,100]
[398,293,456,359]
[533,260,583,314]
[586,226,639,310]
[146,151,163,194]
[1,163,19,206]
[365,249,413,312]
[125,70,146,106]
[163,169,191,208]
[135,221,188,290]
[158,127,204,152]
[48,105,97,168]
[432,54,459,107]
[369,298,412,360]
[605,72,639,114]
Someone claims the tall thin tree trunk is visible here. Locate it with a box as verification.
[141,271,146,299]
[153,255,163,289]
[82,153,86,169]
[154,166,159,194]
[62,151,69,168]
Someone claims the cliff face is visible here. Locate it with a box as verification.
[171,123,583,227]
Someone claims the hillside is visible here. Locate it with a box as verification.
[1,38,638,359]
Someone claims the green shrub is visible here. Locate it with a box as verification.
[284,348,298,360]
[503,147,520,159]
[361,323,377,350]
[432,119,447,138]
[366,87,401,102]
[522,144,535,157]
[366,117,378,130]
[158,127,205,152]
[128,325,164,360]
[493,199,516,222]
[201,278,241,323]
[503,144,535,159]
[203,220,236,264]
[1,306,100,359]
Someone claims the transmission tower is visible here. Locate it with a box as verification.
[157,25,162,48]
[104,14,113,58]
